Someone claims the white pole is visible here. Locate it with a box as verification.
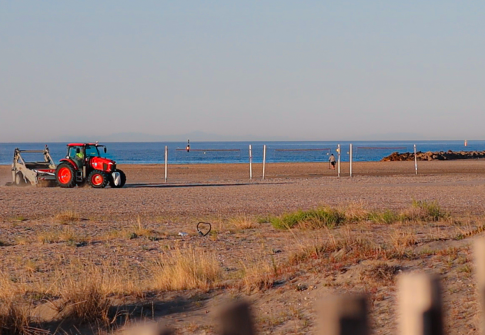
[337,144,341,178]
[164,145,168,182]
[262,145,266,180]
[414,144,418,175]
[249,144,253,180]
[349,143,353,178]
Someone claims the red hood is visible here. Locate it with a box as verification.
[89,157,116,172]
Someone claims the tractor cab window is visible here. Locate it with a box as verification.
[68,146,83,160]
[85,145,101,158]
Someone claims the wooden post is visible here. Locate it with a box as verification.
[317,295,369,335]
[398,273,444,335]
[122,322,172,335]
[218,300,255,335]
[249,145,253,180]
[262,144,266,180]
[164,145,168,183]
[349,143,353,178]
[474,238,485,335]
[414,144,418,175]
[337,144,341,178]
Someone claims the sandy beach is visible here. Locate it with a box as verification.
[2,160,485,219]
[1,160,485,334]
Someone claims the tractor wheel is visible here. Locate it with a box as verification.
[110,169,126,188]
[56,163,76,188]
[88,170,109,188]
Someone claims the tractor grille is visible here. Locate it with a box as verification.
[112,164,116,171]
[103,163,108,171]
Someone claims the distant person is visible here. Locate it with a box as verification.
[329,153,336,170]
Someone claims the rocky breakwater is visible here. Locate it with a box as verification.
[382,150,485,161]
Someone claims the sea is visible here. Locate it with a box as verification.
[1,140,484,165]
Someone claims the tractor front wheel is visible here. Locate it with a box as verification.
[88,170,109,188]
[110,169,126,188]
[56,163,76,188]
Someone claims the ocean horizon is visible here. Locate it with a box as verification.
[1,140,483,165]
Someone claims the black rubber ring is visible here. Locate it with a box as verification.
[197,222,211,237]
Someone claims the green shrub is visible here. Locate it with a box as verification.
[270,207,345,230]
[368,210,400,224]
[411,199,446,221]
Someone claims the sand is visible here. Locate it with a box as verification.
[2,160,485,219]
[1,160,485,334]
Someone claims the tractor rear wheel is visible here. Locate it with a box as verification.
[56,163,76,188]
[110,169,126,188]
[88,170,109,188]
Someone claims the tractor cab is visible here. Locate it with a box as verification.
[55,143,126,188]
[67,144,106,159]
[66,144,107,169]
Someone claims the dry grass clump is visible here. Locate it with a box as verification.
[0,300,32,335]
[288,231,378,266]
[104,218,159,241]
[230,216,255,230]
[54,210,80,224]
[240,260,276,294]
[36,227,87,245]
[389,229,417,255]
[152,246,222,291]
[341,203,371,222]
[401,199,448,222]
[54,265,111,325]
[361,263,402,284]
[0,272,32,335]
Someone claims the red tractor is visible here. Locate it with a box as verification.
[55,143,126,188]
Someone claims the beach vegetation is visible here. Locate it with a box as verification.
[54,210,80,224]
[54,265,111,325]
[152,246,222,291]
[410,199,447,221]
[270,200,448,229]
[239,259,277,294]
[230,215,255,230]
[368,210,400,224]
[270,207,345,230]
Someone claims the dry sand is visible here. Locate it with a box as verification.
[1,160,485,334]
[2,160,485,219]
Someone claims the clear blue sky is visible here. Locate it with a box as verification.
[1,1,484,142]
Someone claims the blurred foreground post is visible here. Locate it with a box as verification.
[398,273,443,335]
[120,322,172,335]
[317,295,369,335]
[218,300,255,335]
[474,238,485,335]
[249,145,253,180]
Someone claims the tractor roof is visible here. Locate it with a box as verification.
[67,143,103,147]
